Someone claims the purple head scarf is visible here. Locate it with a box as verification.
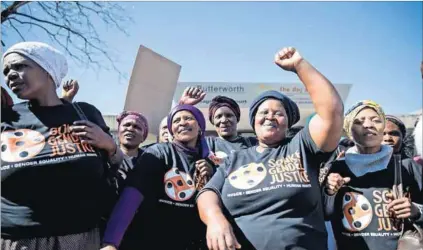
[167,104,210,159]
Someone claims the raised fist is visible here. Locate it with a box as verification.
[62,79,79,102]
[325,173,351,195]
[179,86,206,106]
[274,47,304,72]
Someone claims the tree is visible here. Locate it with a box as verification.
[1,1,132,79]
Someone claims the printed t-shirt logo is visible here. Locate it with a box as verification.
[342,192,373,232]
[164,168,195,201]
[1,129,45,162]
[228,163,267,190]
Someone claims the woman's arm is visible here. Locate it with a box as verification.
[197,190,241,250]
[101,187,143,249]
[275,47,344,152]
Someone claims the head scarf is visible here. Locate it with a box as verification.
[167,104,210,159]
[1,87,13,108]
[344,100,386,138]
[385,115,406,138]
[116,111,149,142]
[208,96,241,124]
[249,90,300,130]
[3,42,68,88]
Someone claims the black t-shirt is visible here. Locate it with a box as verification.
[202,124,332,250]
[1,101,111,238]
[324,158,423,250]
[207,136,257,165]
[116,148,144,192]
[125,142,208,249]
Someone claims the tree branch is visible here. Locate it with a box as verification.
[2,1,132,81]
[1,1,30,23]
[7,19,25,41]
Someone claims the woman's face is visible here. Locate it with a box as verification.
[3,53,52,100]
[171,110,200,144]
[118,118,144,150]
[213,106,238,139]
[382,120,403,153]
[254,99,288,145]
[351,108,385,149]
[158,118,171,143]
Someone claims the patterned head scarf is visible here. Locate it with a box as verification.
[116,111,149,142]
[249,90,300,130]
[208,96,241,124]
[344,100,386,138]
[3,42,68,88]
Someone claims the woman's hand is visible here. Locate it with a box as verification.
[207,215,241,250]
[196,159,214,179]
[325,173,350,195]
[179,86,206,105]
[274,47,305,72]
[386,193,420,220]
[71,120,117,156]
[62,79,79,102]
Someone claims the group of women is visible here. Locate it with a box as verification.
[1,41,422,250]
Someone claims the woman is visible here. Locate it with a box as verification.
[112,111,150,249]
[115,111,149,188]
[324,100,423,250]
[157,116,171,143]
[179,87,257,164]
[197,47,344,250]
[382,115,411,159]
[207,95,257,164]
[101,104,215,250]
[1,42,122,249]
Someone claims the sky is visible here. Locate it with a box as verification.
[2,1,422,116]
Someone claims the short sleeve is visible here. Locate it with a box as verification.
[294,122,335,164]
[126,146,164,196]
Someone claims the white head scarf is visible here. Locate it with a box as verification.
[3,42,68,88]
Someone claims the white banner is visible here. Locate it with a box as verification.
[124,45,181,139]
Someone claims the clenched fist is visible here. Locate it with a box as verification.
[325,173,351,195]
[274,47,304,72]
[62,79,79,102]
[386,193,420,220]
